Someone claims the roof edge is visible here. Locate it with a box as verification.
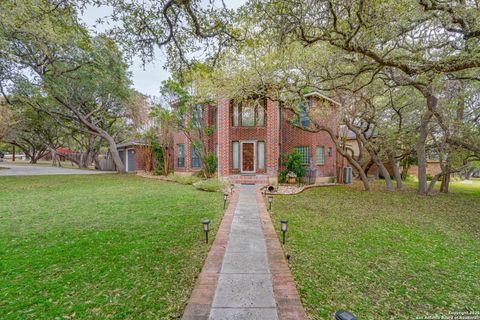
[303,91,341,106]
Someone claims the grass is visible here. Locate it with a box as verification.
[193,178,229,192]
[168,173,202,185]
[269,180,480,320]
[0,174,224,319]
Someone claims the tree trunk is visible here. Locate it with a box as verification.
[12,145,15,162]
[416,109,433,195]
[51,147,60,167]
[390,155,403,190]
[362,159,374,175]
[427,172,443,194]
[376,159,394,191]
[104,135,125,173]
[344,122,391,190]
[440,172,450,193]
[29,147,37,164]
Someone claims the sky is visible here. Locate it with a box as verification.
[80,1,245,98]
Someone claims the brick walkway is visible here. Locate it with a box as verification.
[182,185,307,320]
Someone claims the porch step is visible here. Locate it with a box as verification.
[227,174,270,185]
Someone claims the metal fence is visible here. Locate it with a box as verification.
[299,168,317,185]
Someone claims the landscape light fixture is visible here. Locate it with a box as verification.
[202,219,211,244]
[223,192,228,209]
[280,219,288,244]
[230,184,234,194]
[335,310,357,320]
[267,195,273,210]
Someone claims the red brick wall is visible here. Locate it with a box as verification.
[408,162,442,177]
[173,97,338,178]
[279,97,338,177]
[265,99,280,176]
[172,105,216,173]
[133,145,152,171]
[217,98,231,176]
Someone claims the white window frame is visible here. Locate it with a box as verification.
[316,146,325,165]
[258,141,265,170]
[232,141,239,169]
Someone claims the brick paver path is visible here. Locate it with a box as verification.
[209,184,277,319]
[183,185,307,320]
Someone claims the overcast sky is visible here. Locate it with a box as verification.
[80,1,245,98]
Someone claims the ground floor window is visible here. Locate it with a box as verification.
[316,146,325,165]
[177,144,185,167]
[258,141,265,170]
[232,141,239,169]
[294,146,310,165]
[191,145,200,168]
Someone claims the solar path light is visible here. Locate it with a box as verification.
[202,219,211,244]
[223,192,228,209]
[335,310,357,320]
[280,219,288,244]
[267,195,273,210]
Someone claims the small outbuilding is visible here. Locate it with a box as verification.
[116,139,152,172]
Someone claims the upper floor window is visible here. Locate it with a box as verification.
[294,146,310,165]
[192,104,203,128]
[242,103,255,126]
[299,101,310,128]
[232,99,265,127]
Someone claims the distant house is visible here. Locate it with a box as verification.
[116,139,151,172]
[172,93,340,184]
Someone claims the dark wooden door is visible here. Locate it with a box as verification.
[242,143,254,172]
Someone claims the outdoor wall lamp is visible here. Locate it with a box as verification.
[223,192,228,209]
[202,219,211,244]
[267,195,273,210]
[335,310,357,320]
[280,219,288,244]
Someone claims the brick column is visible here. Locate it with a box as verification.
[217,99,231,177]
[265,99,279,176]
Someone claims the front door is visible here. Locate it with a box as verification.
[241,142,255,173]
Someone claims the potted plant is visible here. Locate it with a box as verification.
[286,171,297,184]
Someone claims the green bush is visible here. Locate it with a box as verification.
[168,173,201,185]
[279,150,305,182]
[193,179,228,192]
[202,153,217,177]
[403,174,418,182]
[151,142,164,175]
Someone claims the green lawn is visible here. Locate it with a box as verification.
[0,174,224,319]
[270,181,480,320]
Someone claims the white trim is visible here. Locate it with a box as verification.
[303,91,341,106]
[240,140,256,173]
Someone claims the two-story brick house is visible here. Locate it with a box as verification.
[172,92,339,184]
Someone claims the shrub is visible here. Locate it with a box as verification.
[202,153,217,177]
[151,140,165,175]
[403,174,418,182]
[193,179,228,192]
[283,150,305,177]
[168,173,201,185]
[279,150,305,183]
